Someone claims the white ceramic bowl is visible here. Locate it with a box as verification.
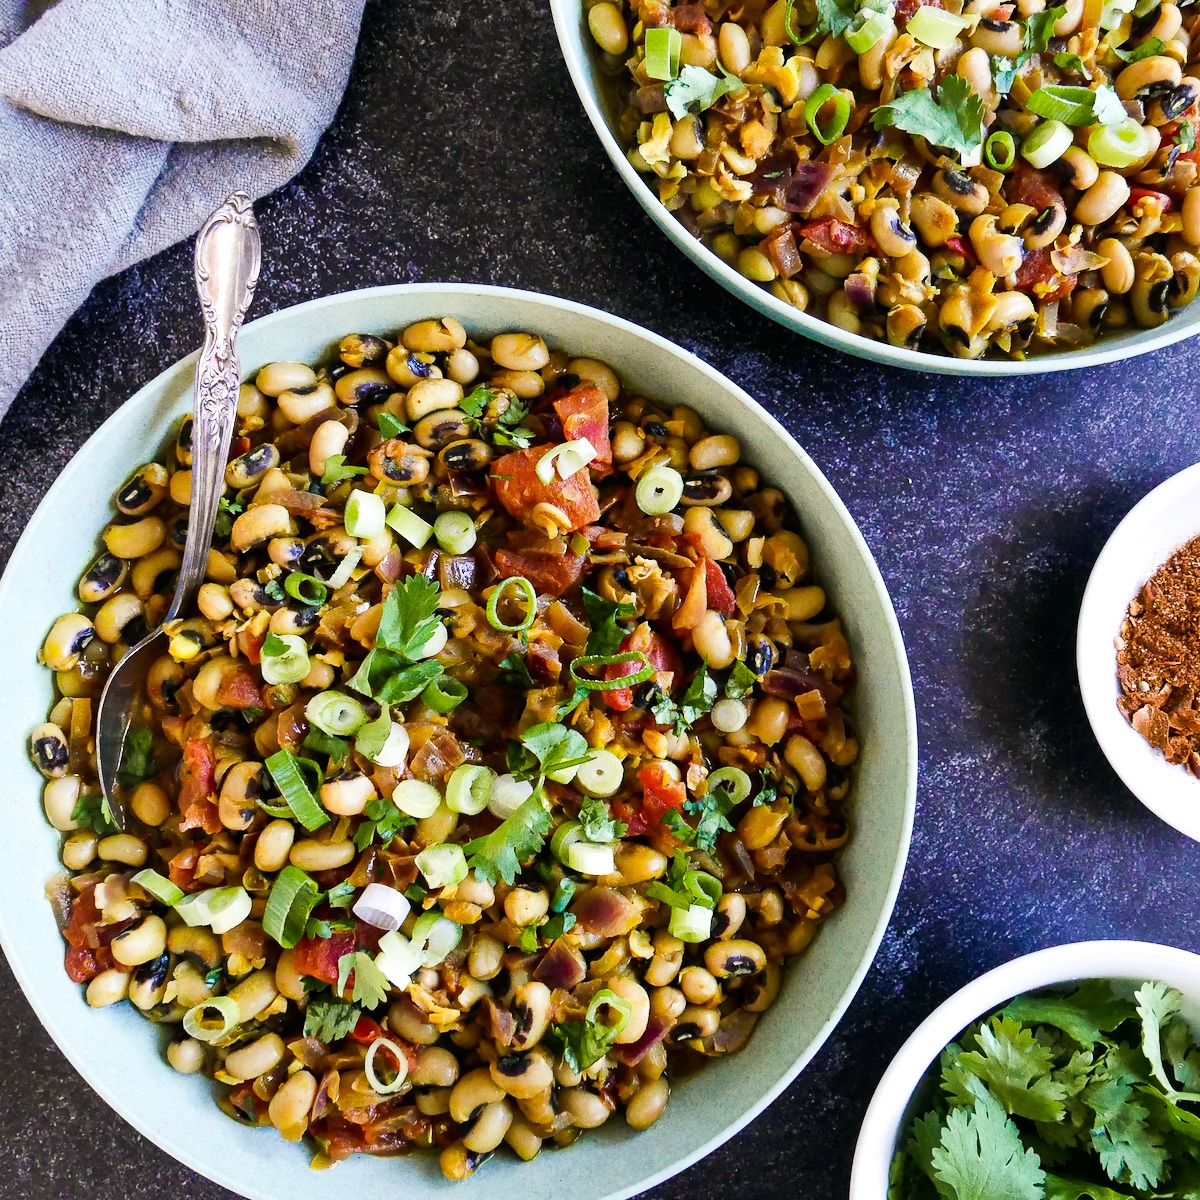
[1077,462,1200,842]
[549,1,1200,377]
[0,284,916,1200]
[850,940,1200,1197]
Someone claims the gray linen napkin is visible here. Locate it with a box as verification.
[0,0,367,415]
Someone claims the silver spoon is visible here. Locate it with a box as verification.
[95,192,261,825]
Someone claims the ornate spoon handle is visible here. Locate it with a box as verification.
[168,193,262,621]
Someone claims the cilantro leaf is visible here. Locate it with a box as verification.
[871,75,985,165]
[931,1087,1046,1200]
[1024,6,1067,54]
[498,651,536,691]
[680,664,718,726]
[545,1001,628,1073]
[325,880,357,910]
[347,652,442,704]
[303,996,361,1044]
[117,726,156,791]
[786,0,857,43]
[464,791,552,886]
[520,722,591,779]
[460,384,501,420]
[1083,1049,1168,1190]
[725,660,758,700]
[303,728,349,766]
[957,1017,1068,1123]
[336,950,390,1010]
[71,791,119,836]
[1003,980,1137,1050]
[663,63,745,121]
[581,587,635,659]
[1135,980,1182,1094]
[377,411,409,439]
[304,914,356,940]
[353,797,414,850]
[579,794,626,844]
[1166,1018,1200,1091]
[320,454,368,485]
[1043,1175,1134,1200]
[1112,36,1165,62]
[1053,52,1092,77]
[215,495,244,538]
[993,55,1018,95]
[682,782,737,852]
[376,573,444,661]
[909,1109,956,1198]
[1176,122,1197,152]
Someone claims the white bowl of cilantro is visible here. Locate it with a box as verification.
[849,940,1200,1200]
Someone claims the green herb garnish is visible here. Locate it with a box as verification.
[303,996,361,1044]
[871,75,985,165]
[320,455,368,485]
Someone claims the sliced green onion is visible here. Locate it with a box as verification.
[984,130,1016,171]
[906,4,969,47]
[433,510,476,554]
[569,651,653,692]
[265,749,330,831]
[845,9,890,52]
[354,882,411,931]
[634,465,684,515]
[175,886,252,935]
[446,764,494,815]
[183,996,241,1044]
[685,869,723,909]
[710,698,748,733]
[575,750,624,797]
[386,503,433,548]
[415,843,468,889]
[1100,0,1135,27]
[326,545,363,589]
[304,728,348,765]
[345,490,387,540]
[535,438,598,484]
[1089,117,1152,167]
[412,911,462,965]
[551,819,585,863]
[644,26,681,80]
[355,708,409,767]
[284,572,328,606]
[708,765,752,805]
[489,773,533,818]
[263,865,320,949]
[392,779,443,819]
[376,930,425,986]
[259,633,310,685]
[1026,85,1095,124]
[566,840,615,876]
[586,988,632,1039]
[486,576,537,632]
[1021,118,1074,168]
[131,868,184,907]
[669,902,713,942]
[305,690,368,736]
[804,84,851,145]
[422,674,467,714]
[364,1036,410,1095]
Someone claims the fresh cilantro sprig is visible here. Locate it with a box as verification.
[117,726,156,791]
[71,791,119,836]
[725,660,758,700]
[377,411,409,440]
[871,75,985,166]
[215,495,244,538]
[346,574,446,702]
[1175,123,1197,152]
[353,797,415,850]
[304,995,361,1043]
[464,791,552,886]
[336,951,390,1009]
[785,0,857,43]
[579,794,626,843]
[320,455,368,486]
[461,384,536,449]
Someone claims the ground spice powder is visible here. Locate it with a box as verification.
[1117,533,1200,775]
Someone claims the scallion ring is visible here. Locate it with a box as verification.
[586,988,632,1040]
[565,840,615,876]
[263,865,320,949]
[569,651,653,692]
[535,438,598,484]
[414,843,469,889]
[984,130,1016,172]
[353,882,411,931]
[364,1036,410,1095]
[283,572,328,606]
[385,503,433,549]
[574,750,624,797]
[634,465,684,515]
[411,911,462,965]
[708,765,752,805]
[644,26,681,79]
[1021,118,1074,169]
[305,690,368,737]
[1089,117,1152,167]
[433,510,477,555]
[421,674,467,714]
[551,819,585,863]
[344,490,387,540]
[685,869,723,909]
[392,778,443,819]
[259,632,310,686]
[183,996,241,1044]
[446,763,494,815]
[264,749,329,831]
[326,545,363,589]
[804,84,851,146]
[845,8,889,52]
[486,576,537,632]
[174,886,252,935]
[130,867,184,907]
[669,902,713,943]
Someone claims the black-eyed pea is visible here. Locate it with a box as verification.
[785,733,829,791]
[167,924,222,969]
[886,304,927,349]
[689,432,740,471]
[268,1069,318,1140]
[1072,287,1109,331]
[446,347,479,386]
[277,381,336,424]
[417,1086,453,1116]
[1053,0,1083,32]
[705,938,767,979]
[131,547,182,600]
[644,930,685,987]
[985,291,1036,334]
[858,19,898,88]
[97,596,144,648]
[230,504,294,553]
[561,1087,611,1129]
[449,1067,506,1124]
[196,583,233,622]
[463,1100,514,1153]
[170,469,193,506]
[86,967,130,1008]
[274,948,307,1002]
[870,202,917,258]
[637,1038,669,1081]
[41,614,94,673]
[1116,54,1181,100]
[714,507,755,542]
[742,963,783,1012]
[167,1036,206,1074]
[1075,171,1130,226]
[320,772,376,817]
[389,995,441,1045]
[333,367,395,408]
[679,966,722,1007]
[411,1046,460,1089]
[256,361,317,397]
[224,1033,285,1083]
[112,915,167,967]
[490,1047,556,1099]
[650,985,686,1022]
[61,829,98,871]
[1024,204,1067,251]
[205,548,237,585]
[933,169,989,215]
[227,970,278,1023]
[1061,146,1099,192]
[97,833,147,868]
[713,892,747,940]
[954,46,993,99]
[692,610,736,670]
[737,799,789,851]
[780,585,826,621]
[745,696,791,746]
[254,819,294,873]
[614,842,667,885]
[682,506,734,559]
[439,1142,481,1181]
[611,420,644,464]
[1131,250,1174,327]
[681,473,733,507]
[826,290,861,335]
[289,838,355,873]
[672,1004,721,1043]
[969,214,1023,277]
[625,1077,671,1130]
[509,981,552,1051]
[1170,251,1200,307]
[608,977,650,1044]
[225,442,280,490]
[309,419,350,477]
[504,887,549,926]
[78,551,128,604]
[467,932,504,981]
[491,332,550,372]
[30,722,69,779]
[505,1114,544,1161]
[338,332,391,369]
[969,15,1022,55]
[218,761,265,830]
[403,317,467,354]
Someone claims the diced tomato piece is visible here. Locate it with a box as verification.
[633,762,688,853]
[603,629,683,711]
[553,384,612,478]
[215,666,263,710]
[62,882,99,950]
[1129,187,1173,212]
[493,547,586,598]
[292,929,356,986]
[350,1016,384,1044]
[1009,163,1064,213]
[242,627,264,665]
[705,560,736,618]
[611,796,649,837]
[178,737,221,834]
[798,218,870,255]
[167,844,203,893]
[65,945,102,983]
[1014,246,1076,302]
[943,235,975,266]
[490,446,601,532]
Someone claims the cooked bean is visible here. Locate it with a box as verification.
[705,939,767,979]
[269,1069,318,1138]
[402,317,467,353]
[491,332,550,372]
[1075,172,1130,226]
[86,968,130,1008]
[167,1037,206,1074]
[561,1087,611,1129]
[626,1078,670,1129]
[289,838,355,872]
[112,915,167,966]
[256,361,316,397]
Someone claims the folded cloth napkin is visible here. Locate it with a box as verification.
[0,0,367,416]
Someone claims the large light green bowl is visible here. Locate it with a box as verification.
[0,284,916,1200]
[549,2,1200,376]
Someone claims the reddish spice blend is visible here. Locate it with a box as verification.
[1117,533,1200,776]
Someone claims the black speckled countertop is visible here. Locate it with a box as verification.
[4,0,1200,1196]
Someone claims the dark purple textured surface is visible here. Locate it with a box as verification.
[4,0,1200,1196]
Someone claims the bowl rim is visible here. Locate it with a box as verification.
[849,939,1200,1198]
[0,282,918,1200]
[1076,461,1200,842]
[547,0,1200,377]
